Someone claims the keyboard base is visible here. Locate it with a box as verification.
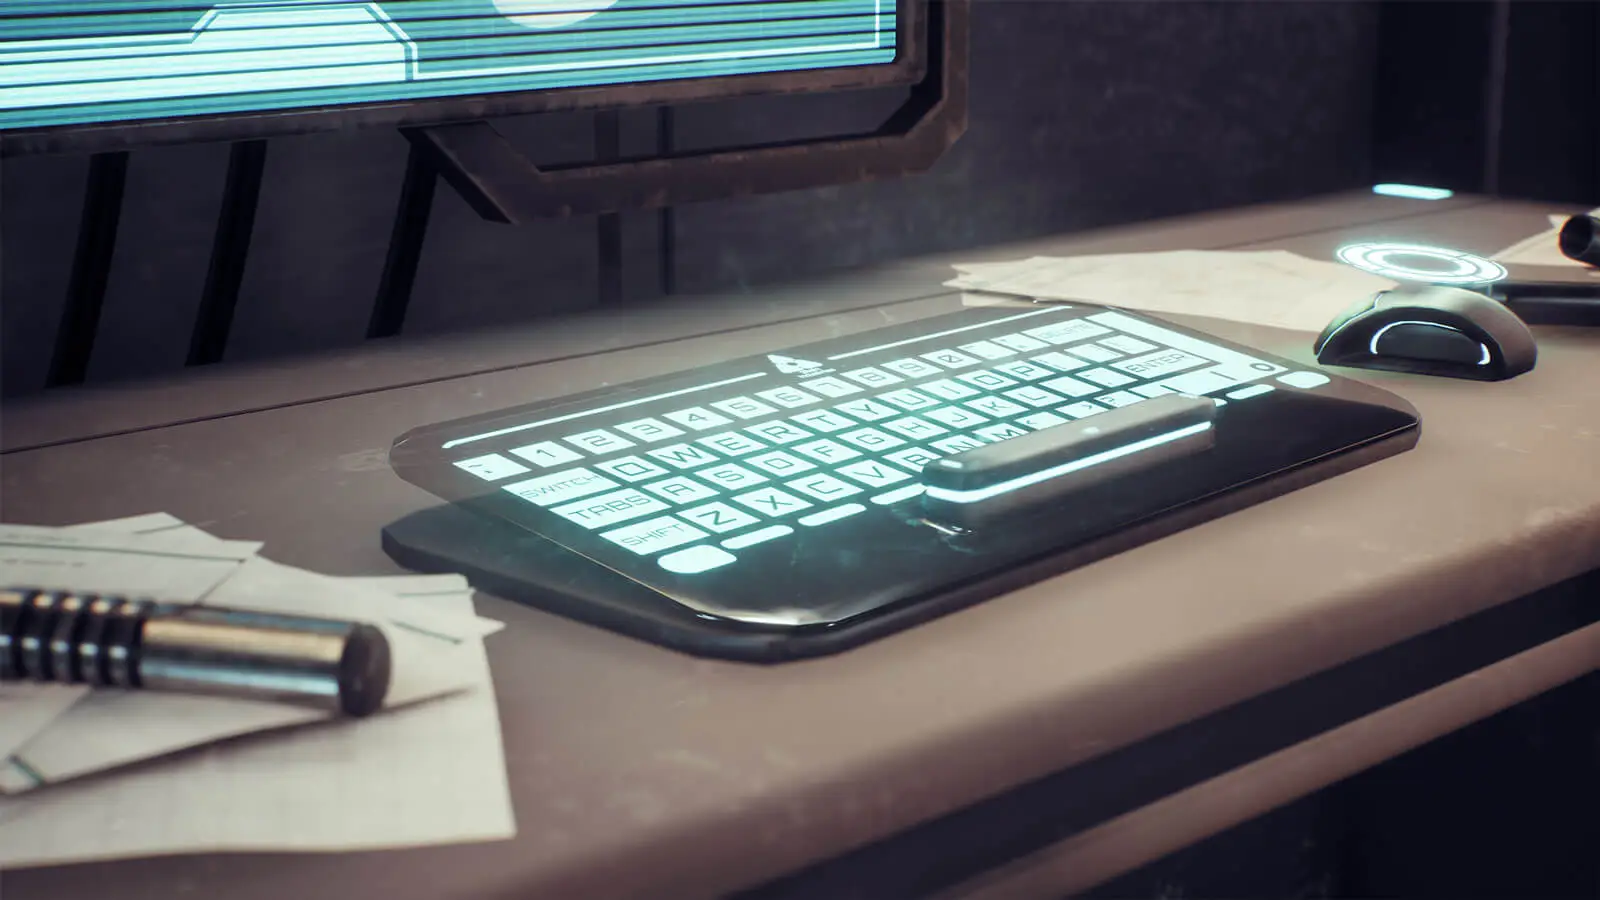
[382,424,1417,663]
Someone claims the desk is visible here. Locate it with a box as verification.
[4,193,1598,899]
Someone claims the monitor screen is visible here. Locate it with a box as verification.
[1,0,910,153]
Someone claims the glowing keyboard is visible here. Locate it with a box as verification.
[388,301,1418,645]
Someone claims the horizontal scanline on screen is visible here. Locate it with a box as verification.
[0,0,875,39]
[0,26,889,93]
[0,12,887,65]
[0,36,891,111]
[4,45,897,128]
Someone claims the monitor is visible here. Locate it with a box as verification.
[0,0,921,155]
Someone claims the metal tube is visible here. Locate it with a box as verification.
[1558,214,1600,267]
[0,587,390,717]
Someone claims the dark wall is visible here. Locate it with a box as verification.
[1,1,1382,398]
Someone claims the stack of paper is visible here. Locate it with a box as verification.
[0,513,516,870]
[947,249,1396,333]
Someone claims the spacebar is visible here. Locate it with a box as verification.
[920,394,1217,524]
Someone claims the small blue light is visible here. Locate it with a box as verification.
[1373,183,1454,201]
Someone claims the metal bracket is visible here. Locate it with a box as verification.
[400,0,970,223]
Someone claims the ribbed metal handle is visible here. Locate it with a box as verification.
[0,587,391,716]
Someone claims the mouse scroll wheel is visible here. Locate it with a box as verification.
[1371,321,1490,366]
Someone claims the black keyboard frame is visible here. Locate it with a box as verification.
[384,301,1420,661]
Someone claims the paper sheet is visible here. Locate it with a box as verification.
[946,250,1396,333]
[0,523,260,760]
[1493,212,1599,268]
[0,588,513,868]
[2,542,502,793]
[0,517,514,867]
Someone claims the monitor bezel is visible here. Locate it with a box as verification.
[0,0,925,158]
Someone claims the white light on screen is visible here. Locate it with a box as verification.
[1372,184,1455,200]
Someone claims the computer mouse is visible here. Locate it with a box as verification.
[1313,284,1537,381]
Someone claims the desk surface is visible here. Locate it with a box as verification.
[4,193,1599,900]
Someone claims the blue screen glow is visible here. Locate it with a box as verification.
[0,1,898,131]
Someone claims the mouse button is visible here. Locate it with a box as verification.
[1315,293,1382,352]
[1372,321,1489,365]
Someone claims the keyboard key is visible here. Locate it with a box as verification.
[733,487,813,517]
[992,333,1049,352]
[919,378,980,401]
[695,462,768,490]
[1078,368,1135,388]
[1023,319,1111,345]
[1132,384,1175,399]
[1113,349,1208,380]
[974,423,1030,442]
[956,370,1017,391]
[641,476,720,504]
[835,398,899,421]
[1226,384,1275,400]
[647,442,721,470]
[1097,391,1146,408]
[711,396,778,420]
[959,340,1014,360]
[921,349,980,369]
[1102,335,1158,355]
[745,421,813,445]
[923,406,988,429]
[1278,371,1332,389]
[1040,375,1097,397]
[678,501,762,534]
[791,439,861,464]
[1004,386,1065,408]
[883,446,942,472]
[602,516,707,555]
[881,357,944,379]
[993,360,1055,381]
[837,427,906,451]
[504,468,619,507]
[745,451,816,477]
[841,367,903,388]
[1033,352,1087,372]
[798,503,867,527]
[836,459,912,488]
[930,435,986,454]
[964,396,1028,418]
[881,416,948,440]
[786,474,864,502]
[871,484,926,505]
[1071,344,1122,363]
[1087,311,1287,377]
[756,386,822,408]
[1161,366,1253,396]
[552,489,668,530]
[723,525,794,550]
[1017,411,1069,430]
[663,407,733,431]
[613,417,685,443]
[798,376,861,398]
[1059,401,1108,418]
[564,429,636,455]
[658,545,738,574]
[879,388,939,411]
[791,409,857,432]
[509,440,584,468]
[594,455,671,482]
[453,454,529,481]
[698,432,767,457]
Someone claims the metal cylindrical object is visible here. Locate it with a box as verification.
[1558,214,1600,267]
[0,587,391,716]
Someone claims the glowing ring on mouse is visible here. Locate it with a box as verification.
[1335,242,1508,285]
